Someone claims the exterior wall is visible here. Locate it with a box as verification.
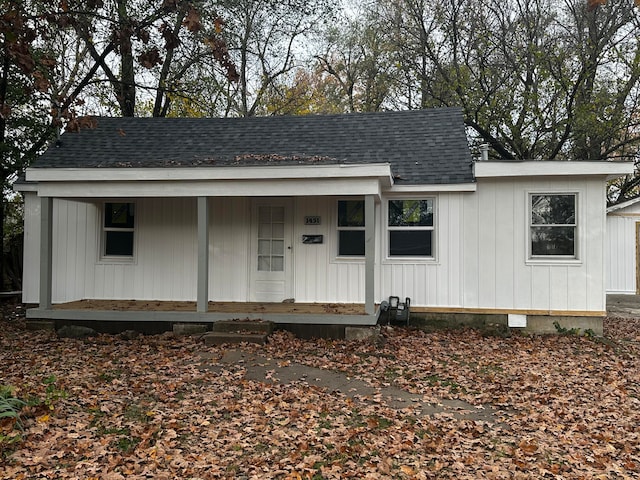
[24,197,199,303]
[292,196,367,303]
[23,195,370,304]
[22,178,608,314]
[209,197,250,301]
[606,202,640,294]
[378,193,465,306]
[465,177,606,313]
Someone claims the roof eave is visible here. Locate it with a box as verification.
[385,182,476,193]
[473,160,634,179]
[26,163,394,183]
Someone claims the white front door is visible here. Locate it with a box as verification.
[250,199,293,302]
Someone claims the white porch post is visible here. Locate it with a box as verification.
[39,196,53,310]
[365,194,375,315]
[197,196,209,313]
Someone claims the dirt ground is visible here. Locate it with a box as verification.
[1,298,640,478]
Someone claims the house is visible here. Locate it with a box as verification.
[17,108,633,335]
[606,196,640,295]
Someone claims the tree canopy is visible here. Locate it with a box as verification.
[2,0,640,203]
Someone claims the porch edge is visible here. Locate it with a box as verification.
[26,308,380,326]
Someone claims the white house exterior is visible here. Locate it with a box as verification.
[606,197,640,295]
[17,109,633,333]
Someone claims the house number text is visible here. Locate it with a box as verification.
[304,216,321,225]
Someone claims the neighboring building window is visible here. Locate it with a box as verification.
[337,200,365,256]
[103,202,135,257]
[530,194,576,257]
[388,199,434,257]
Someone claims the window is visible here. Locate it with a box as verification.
[103,202,135,257]
[257,205,285,271]
[530,194,576,258]
[388,199,434,257]
[337,200,365,256]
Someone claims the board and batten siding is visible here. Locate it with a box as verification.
[22,195,369,304]
[23,196,200,304]
[22,180,608,313]
[606,201,640,294]
[463,177,606,313]
[378,193,466,307]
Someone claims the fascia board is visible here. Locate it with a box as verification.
[26,163,392,182]
[606,196,640,213]
[474,161,634,179]
[13,181,38,192]
[34,177,384,198]
[386,183,477,193]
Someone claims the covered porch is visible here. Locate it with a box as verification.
[25,164,392,326]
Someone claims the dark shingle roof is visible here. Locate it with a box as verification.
[33,108,473,185]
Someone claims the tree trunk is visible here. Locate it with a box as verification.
[117,0,136,117]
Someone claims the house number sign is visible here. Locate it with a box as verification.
[304,216,321,225]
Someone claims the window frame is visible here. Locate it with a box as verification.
[336,198,366,258]
[528,192,578,262]
[100,201,136,263]
[386,197,436,260]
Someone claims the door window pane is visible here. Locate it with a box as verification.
[272,240,284,255]
[258,239,270,255]
[272,222,284,239]
[258,206,271,222]
[271,256,284,271]
[258,223,271,238]
[256,205,286,271]
[272,207,284,222]
[258,256,270,271]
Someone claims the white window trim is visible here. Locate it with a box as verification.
[384,196,437,262]
[526,191,581,265]
[98,201,137,264]
[333,197,366,262]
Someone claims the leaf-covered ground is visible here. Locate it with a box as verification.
[1,306,639,479]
